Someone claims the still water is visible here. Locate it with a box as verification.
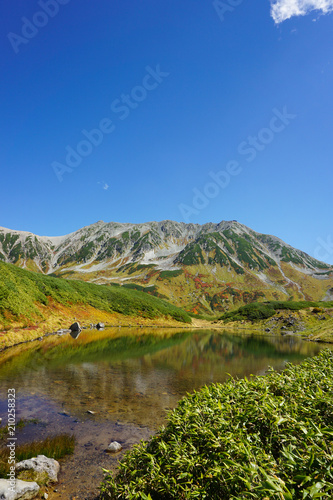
[0,328,328,498]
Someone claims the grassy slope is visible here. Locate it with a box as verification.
[217,301,333,342]
[0,262,191,347]
[101,349,333,499]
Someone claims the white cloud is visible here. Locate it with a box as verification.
[270,0,333,23]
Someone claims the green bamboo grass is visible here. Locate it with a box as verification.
[101,349,333,499]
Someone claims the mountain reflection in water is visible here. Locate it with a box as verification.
[0,328,326,429]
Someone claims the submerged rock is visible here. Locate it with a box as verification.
[107,441,122,453]
[0,478,39,499]
[16,455,60,483]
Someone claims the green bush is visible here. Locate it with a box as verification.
[159,270,183,279]
[100,350,333,499]
[220,302,275,322]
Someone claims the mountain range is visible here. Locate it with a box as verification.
[0,220,332,315]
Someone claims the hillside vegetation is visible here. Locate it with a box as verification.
[0,262,191,332]
[219,300,333,322]
[101,349,333,499]
[217,301,333,343]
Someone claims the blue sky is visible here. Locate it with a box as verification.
[1,0,332,263]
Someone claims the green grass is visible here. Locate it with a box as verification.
[0,434,75,478]
[0,262,191,325]
[219,300,333,322]
[100,349,333,499]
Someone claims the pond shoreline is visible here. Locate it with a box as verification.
[0,322,194,353]
[1,318,331,354]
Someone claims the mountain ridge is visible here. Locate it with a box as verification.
[0,220,332,315]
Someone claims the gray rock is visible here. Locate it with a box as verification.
[96,322,105,329]
[16,455,60,483]
[107,441,122,453]
[0,478,39,500]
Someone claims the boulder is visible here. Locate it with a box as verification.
[107,441,122,453]
[0,478,39,500]
[16,455,60,483]
[96,322,105,329]
[69,322,81,332]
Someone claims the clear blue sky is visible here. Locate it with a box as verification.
[1,0,332,263]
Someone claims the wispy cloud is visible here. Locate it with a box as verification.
[270,0,333,23]
[98,181,109,190]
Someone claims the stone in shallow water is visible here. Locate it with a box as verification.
[16,455,60,483]
[107,441,122,453]
[0,478,39,500]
